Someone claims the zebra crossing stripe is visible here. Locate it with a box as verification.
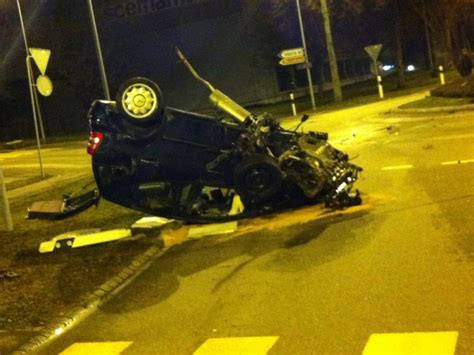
[363,331,458,355]
[193,336,279,355]
[60,341,133,355]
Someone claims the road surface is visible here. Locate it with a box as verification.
[36,104,473,354]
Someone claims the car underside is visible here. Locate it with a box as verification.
[87,49,362,223]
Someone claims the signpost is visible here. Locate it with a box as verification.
[365,44,384,99]
[279,56,306,66]
[30,48,54,97]
[279,48,306,116]
[279,48,306,66]
[279,48,304,59]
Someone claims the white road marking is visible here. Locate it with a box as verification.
[363,331,458,355]
[442,159,474,166]
[381,165,414,171]
[193,336,279,355]
[60,341,133,355]
[431,133,474,141]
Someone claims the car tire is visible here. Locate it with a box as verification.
[116,77,164,125]
[233,154,282,202]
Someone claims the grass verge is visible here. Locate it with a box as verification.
[252,70,460,118]
[399,96,474,109]
[0,177,153,353]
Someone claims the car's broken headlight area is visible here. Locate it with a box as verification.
[150,113,362,219]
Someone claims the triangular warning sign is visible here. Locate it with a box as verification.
[365,44,382,61]
[29,48,51,75]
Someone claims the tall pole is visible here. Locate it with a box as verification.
[0,167,13,232]
[87,0,111,100]
[16,0,29,53]
[16,0,45,178]
[17,0,46,140]
[26,57,45,178]
[321,0,343,102]
[296,0,316,110]
[0,168,13,231]
[422,0,434,72]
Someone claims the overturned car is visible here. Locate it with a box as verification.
[87,49,362,223]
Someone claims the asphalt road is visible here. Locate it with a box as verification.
[37,105,473,354]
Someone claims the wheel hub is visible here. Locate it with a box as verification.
[122,84,158,119]
[246,168,271,192]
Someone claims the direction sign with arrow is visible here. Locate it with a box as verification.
[280,56,306,66]
[279,47,304,59]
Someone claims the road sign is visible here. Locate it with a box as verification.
[29,48,51,75]
[365,44,382,61]
[279,47,304,59]
[36,75,53,97]
[279,56,306,66]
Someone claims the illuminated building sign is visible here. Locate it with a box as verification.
[103,0,241,21]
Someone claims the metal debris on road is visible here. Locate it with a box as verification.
[385,125,400,134]
[187,222,238,240]
[131,216,176,230]
[27,189,100,220]
[39,229,131,253]
[0,270,19,279]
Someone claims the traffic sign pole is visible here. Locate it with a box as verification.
[377,75,384,99]
[26,56,45,178]
[296,0,316,110]
[365,44,385,100]
[32,80,46,141]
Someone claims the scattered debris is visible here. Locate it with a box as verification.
[3,140,23,150]
[385,125,400,134]
[0,270,19,280]
[131,216,177,236]
[228,195,245,216]
[27,189,100,220]
[187,222,238,239]
[39,229,131,253]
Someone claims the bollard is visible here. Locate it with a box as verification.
[377,75,384,99]
[290,93,297,116]
[439,66,446,85]
[0,168,13,231]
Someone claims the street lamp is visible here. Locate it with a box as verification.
[87,0,111,101]
[16,0,45,178]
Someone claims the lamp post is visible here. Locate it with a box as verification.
[296,0,316,110]
[16,0,45,178]
[87,0,111,100]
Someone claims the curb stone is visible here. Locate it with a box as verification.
[391,104,474,115]
[13,243,165,354]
